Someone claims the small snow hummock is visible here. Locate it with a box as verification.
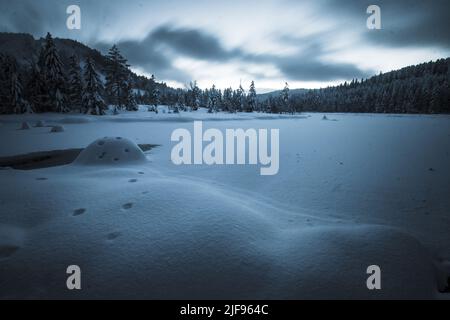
[50,125,65,133]
[0,225,25,260]
[20,122,30,130]
[74,137,147,166]
[34,120,46,128]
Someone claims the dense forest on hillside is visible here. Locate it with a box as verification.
[286,58,450,114]
[0,32,449,115]
[0,32,175,115]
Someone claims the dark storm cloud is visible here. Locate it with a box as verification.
[95,37,191,84]
[275,56,370,81]
[0,0,50,35]
[271,33,372,81]
[321,0,450,49]
[151,25,244,61]
[106,25,371,82]
[2,0,444,85]
[94,25,241,83]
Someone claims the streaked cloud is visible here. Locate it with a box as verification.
[0,0,448,90]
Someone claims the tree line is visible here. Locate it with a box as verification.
[136,81,290,114]
[286,58,450,114]
[0,33,140,115]
[1,32,449,115]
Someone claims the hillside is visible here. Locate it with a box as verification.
[285,58,450,114]
[0,32,171,94]
[257,88,308,102]
[0,32,449,115]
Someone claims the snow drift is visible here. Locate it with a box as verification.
[0,164,444,299]
[74,137,147,166]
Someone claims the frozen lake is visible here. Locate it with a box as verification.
[0,109,449,299]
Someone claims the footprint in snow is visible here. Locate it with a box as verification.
[36,177,48,181]
[129,179,138,183]
[106,232,121,241]
[122,203,133,210]
[0,245,19,260]
[73,208,86,216]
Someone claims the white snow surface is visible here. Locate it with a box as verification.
[0,107,449,299]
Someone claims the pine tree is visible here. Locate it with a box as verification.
[281,82,292,114]
[42,33,68,113]
[11,70,32,114]
[68,55,83,112]
[151,88,160,108]
[222,87,233,113]
[0,55,31,114]
[105,45,130,112]
[247,81,257,112]
[26,62,48,113]
[207,85,219,113]
[124,81,138,111]
[238,84,245,112]
[0,54,12,113]
[82,58,106,115]
[189,81,201,110]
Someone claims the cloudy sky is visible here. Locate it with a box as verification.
[0,0,449,92]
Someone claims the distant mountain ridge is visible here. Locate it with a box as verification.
[257,88,308,101]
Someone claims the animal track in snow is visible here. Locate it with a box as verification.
[106,232,121,241]
[73,208,86,216]
[0,245,19,259]
[122,203,133,210]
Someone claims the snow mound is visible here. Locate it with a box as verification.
[50,125,65,133]
[74,137,147,166]
[19,122,30,130]
[34,120,46,127]
[0,169,443,299]
[0,225,25,260]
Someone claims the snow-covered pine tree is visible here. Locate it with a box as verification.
[247,81,257,112]
[151,87,160,108]
[189,81,201,111]
[0,54,31,114]
[124,81,138,111]
[105,45,130,112]
[238,84,245,112]
[11,69,32,114]
[68,55,83,112]
[82,58,107,115]
[26,62,48,113]
[176,89,186,111]
[222,87,233,113]
[0,54,11,114]
[42,32,68,113]
[207,85,220,113]
[281,82,292,114]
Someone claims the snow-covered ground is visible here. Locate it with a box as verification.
[0,107,450,299]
